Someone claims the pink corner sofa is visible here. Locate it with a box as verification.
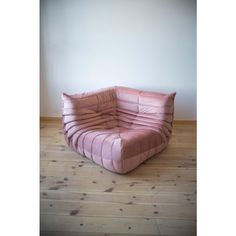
[62,86,176,174]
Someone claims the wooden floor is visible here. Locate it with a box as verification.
[40,119,196,236]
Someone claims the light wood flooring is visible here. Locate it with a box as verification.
[40,119,196,236]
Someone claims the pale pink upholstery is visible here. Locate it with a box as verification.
[62,86,176,174]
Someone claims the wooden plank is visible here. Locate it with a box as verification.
[40,232,159,236]
[40,182,196,194]
[40,165,196,183]
[40,215,161,235]
[40,214,196,235]
[40,191,196,205]
[157,218,196,236]
[40,199,196,219]
[40,164,196,177]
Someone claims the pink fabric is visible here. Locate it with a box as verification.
[62,86,176,174]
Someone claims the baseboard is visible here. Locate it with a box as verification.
[173,120,196,125]
[40,116,196,125]
[40,116,61,122]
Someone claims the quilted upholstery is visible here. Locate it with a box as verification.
[62,86,176,174]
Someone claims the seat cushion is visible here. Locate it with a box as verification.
[66,126,165,173]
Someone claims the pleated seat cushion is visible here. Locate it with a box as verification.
[62,86,176,174]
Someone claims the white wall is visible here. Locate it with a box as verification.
[40,0,196,120]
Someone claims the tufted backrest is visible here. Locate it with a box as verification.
[115,86,176,138]
[62,86,176,141]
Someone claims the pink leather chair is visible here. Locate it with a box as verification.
[62,86,176,174]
